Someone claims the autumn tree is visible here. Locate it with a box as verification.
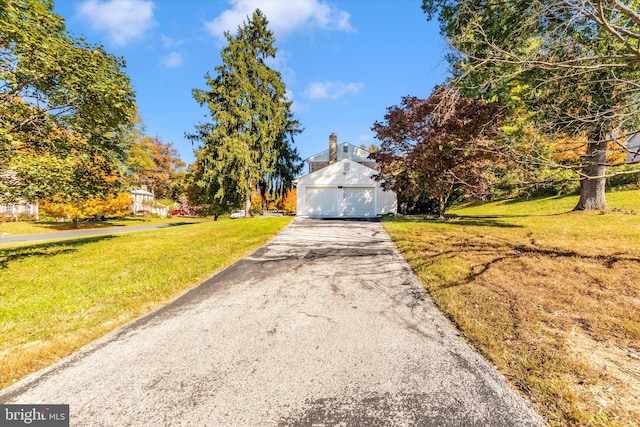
[359,144,379,153]
[42,192,132,228]
[124,135,185,199]
[279,188,297,213]
[0,0,136,206]
[372,85,507,218]
[149,137,185,199]
[423,0,640,210]
[188,9,300,217]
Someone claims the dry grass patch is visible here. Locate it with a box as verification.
[383,191,640,426]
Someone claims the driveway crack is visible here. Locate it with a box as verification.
[298,311,334,322]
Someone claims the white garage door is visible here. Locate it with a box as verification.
[305,187,338,217]
[343,187,376,217]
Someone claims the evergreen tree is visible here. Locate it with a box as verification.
[189,9,300,216]
[263,112,303,207]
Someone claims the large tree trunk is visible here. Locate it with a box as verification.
[245,195,252,218]
[575,136,608,211]
[438,194,448,219]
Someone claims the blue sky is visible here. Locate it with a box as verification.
[52,0,449,166]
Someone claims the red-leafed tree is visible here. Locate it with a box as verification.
[372,85,507,218]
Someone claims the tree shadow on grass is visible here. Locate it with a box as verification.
[402,216,525,229]
[455,210,574,219]
[0,235,117,269]
[388,211,576,227]
[501,192,578,205]
[439,217,524,228]
[385,215,524,228]
[423,236,640,292]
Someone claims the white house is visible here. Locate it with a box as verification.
[130,188,170,217]
[0,201,39,221]
[0,170,39,220]
[130,188,155,215]
[295,133,397,218]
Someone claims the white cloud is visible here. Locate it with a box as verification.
[285,89,307,114]
[205,0,355,40]
[265,50,295,86]
[77,0,156,46]
[359,134,372,142]
[161,52,182,68]
[160,34,182,49]
[304,81,364,101]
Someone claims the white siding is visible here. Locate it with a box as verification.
[628,133,640,163]
[376,187,398,215]
[342,187,376,217]
[305,187,338,217]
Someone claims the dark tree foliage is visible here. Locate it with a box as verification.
[185,159,237,220]
[260,112,304,206]
[372,85,507,217]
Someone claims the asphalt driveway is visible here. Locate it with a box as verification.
[0,218,544,426]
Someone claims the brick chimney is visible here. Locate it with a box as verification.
[329,132,337,164]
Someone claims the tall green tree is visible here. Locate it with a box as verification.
[423,0,640,210]
[189,9,300,216]
[0,0,136,203]
[260,112,303,207]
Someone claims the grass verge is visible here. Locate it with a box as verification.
[0,216,212,236]
[0,216,292,390]
[383,190,640,426]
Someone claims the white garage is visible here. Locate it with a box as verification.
[343,187,376,217]
[305,187,339,217]
[295,159,397,219]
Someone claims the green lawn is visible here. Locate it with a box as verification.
[383,190,640,426]
[0,216,292,389]
[451,189,639,216]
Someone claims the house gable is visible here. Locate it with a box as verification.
[307,142,374,164]
[306,140,376,174]
[297,159,379,187]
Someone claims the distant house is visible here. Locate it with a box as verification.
[0,201,39,221]
[0,170,39,221]
[294,133,397,219]
[130,188,154,215]
[130,188,168,217]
